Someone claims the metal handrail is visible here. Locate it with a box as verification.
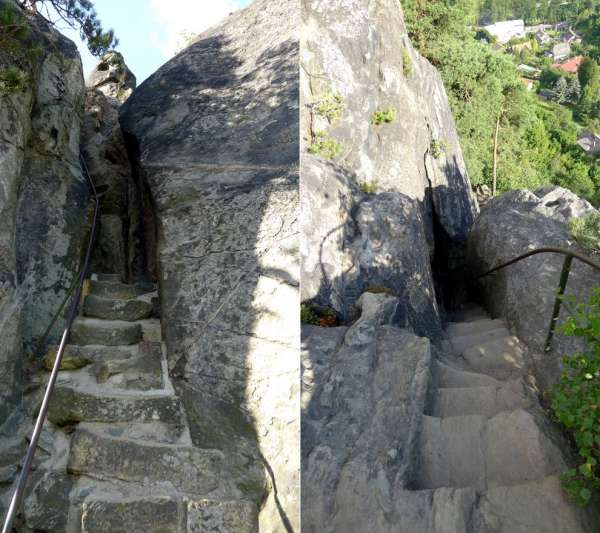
[2,154,99,533]
[477,246,600,352]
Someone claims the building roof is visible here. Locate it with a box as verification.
[483,19,525,44]
[552,55,584,74]
[552,42,571,58]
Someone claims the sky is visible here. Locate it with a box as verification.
[50,0,252,84]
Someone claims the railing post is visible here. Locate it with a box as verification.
[544,254,573,352]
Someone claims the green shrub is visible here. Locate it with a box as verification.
[313,91,344,122]
[551,287,600,506]
[0,66,28,95]
[402,50,413,76]
[430,138,449,159]
[301,303,320,325]
[371,107,397,126]
[570,213,600,253]
[308,131,342,160]
[361,181,377,194]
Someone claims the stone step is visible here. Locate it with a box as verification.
[430,381,533,418]
[83,294,153,321]
[68,429,228,496]
[48,384,185,427]
[94,341,163,391]
[416,409,566,491]
[445,318,507,339]
[90,280,155,299]
[447,327,511,355]
[94,273,121,282]
[448,305,489,323]
[44,344,138,371]
[463,336,526,380]
[433,360,504,389]
[70,318,142,346]
[478,475,600,532]
[80,496,258,533]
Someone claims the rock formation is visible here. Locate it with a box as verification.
[120,0,300,530]
[301,0,478,332]
[0,0,88,448]
[468,186,600,388]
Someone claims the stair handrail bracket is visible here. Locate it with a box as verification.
[476,246,600,353]
[2,154,99,533]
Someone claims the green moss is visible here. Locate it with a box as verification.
[371,107,397,126]
[0,65,28,95]
[308,131,342,160]
[365,286,395,295]
[430,138,449,159]
[402,50,413,76]
[313,91,345,122]
[361,181,377,194]
[301,303,320,325]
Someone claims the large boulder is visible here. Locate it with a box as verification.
[0,0,88,426]
[119,0,299,529]
[301,293,431,531]
[468,187,600,387]
[301,0,478,325]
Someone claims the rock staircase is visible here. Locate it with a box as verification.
[411,303,599,532]
[25,274,262,533]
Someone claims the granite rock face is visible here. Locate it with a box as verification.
[120,0,300,529]
[87,51,136,104]
[301,0,478,327]
[0,0,88,430]
[301,293,431,532]
[467,186,600,387]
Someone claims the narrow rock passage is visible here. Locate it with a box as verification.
[413,303,599,532]
[31,274,262,533]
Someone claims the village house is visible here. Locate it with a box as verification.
[577,131,600,154]
[535,30,552,45]
[483,19,525,44]
[518,64,542,77]
[552,55,584,75]
[552,42,571,61]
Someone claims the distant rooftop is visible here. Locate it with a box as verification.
[484,19,525,44]
[552,55,584,74]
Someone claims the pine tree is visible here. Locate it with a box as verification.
[553,77,569,104]
[18,0,117,56]
[567,76,582,103]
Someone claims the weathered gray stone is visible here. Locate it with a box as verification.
[94,341,163,390]
[302,293,431,531]
[301,0,478,322]
[87,51,136,103]
[70,317,142,346]
[48,384,185,426]
[82,497,185,533]
[83,293,153,321]
[23,472,73,532]
[187,500,258,533]
[468,186,600,388]
[68,428,264,500]
[43,343,137,371]
[119,0,299,528]
[89,280,154,299]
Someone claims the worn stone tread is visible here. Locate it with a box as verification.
[70,318,142,346]
[433,360,504,389]
[462,336,526,380]
[90,280,155,299]
[448,327,511,355]
[445,318,508,339]
[84,294,153,321]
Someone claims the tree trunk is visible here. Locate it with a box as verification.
[492,113,501,197]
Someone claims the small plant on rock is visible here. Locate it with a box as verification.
[371,107,396,126]
[361,181,377,194]
[402,49,413,76]
[308,130,342,160]
[313,91,344,122]
[366,285,394,295]
[550,287,600,506]
[301,303,320,325]
[569,213,600,254]
[430,138,449,159]
[0,65,28,94]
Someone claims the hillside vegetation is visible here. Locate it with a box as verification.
[403,0,600,205]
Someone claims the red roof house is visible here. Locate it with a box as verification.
[552,56,584,74]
